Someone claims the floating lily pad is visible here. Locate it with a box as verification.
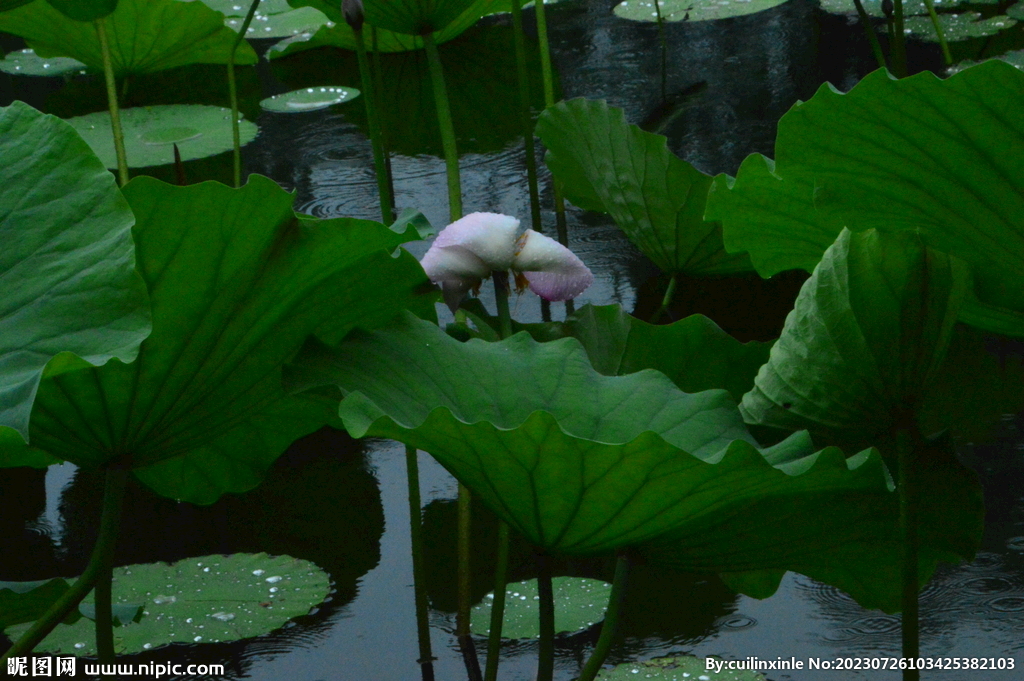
[0,48,86,76]
[65,104,257,169]
[818,0,967,17]
[948,49,1024,74]
[197,0,295,15]
[225,5,330,38]
[0,579,73,629]
[260,86,360,113]
[470,578,612,639]
[613,0,790,23]
[3,553,330,656]
[903,12,1016,41]
[596,655,766,680]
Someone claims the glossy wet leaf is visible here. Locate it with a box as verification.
[536,99,751,276]
[613,0,789,22]
[46,0,117,21]
[3,553,330,655]
[0,579,73,629]
[199,0,294,15]
[0,0,257,77]
[819,0,967,16]
[461,302,771,402]
[78,601,143,626]
[741,229,968,443]
[0,48,87,76]
[948,49,1024,74]
[470,577,612,638]
[360,0,478,35]
[260,85,360,113]
[225,4,328,37]
[706,62,1024,332]
[275,0,509,54]
[66,104,257,169]
[596,655,765,680]
[0,101,150,447]
[904,12,1015,41]
[7,175,433,503]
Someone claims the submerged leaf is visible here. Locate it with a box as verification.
[0,101,150,447]
[0,0,257,77]
[7,176,433,503]
[537,99,751,276]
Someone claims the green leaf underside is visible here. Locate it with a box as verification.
[225,5,328,38]
[741,229,968,442]
[287,313,910,596]
[537,99,751,276]
[0,579,73,629]
[3,553,330,656]
[11,175,432,503]
[360,0,478,35]
[613,0,790,23]
[275,0,512,54]
[0,0,257,77]
[66,105,258,169]
[461,302,771,403]
[470,577,612,638]
[0,101,150,448]
[706,62,1024,330]
[46,0,119,22]
[596,656,766,680]
[260,86,360,113]
[904,13,1016,42]
[0,48,87,76]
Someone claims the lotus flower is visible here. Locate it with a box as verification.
[420,212,594,313]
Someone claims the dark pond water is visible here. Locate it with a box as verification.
[3,0,1024,679]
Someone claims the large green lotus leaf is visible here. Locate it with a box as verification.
[597,656,765,681]
[613,0,789,23]
[536,99,752,276]
[0,0,257,77]
[7,176,434,503]
[0,48,87,77]
[707,62,1024,331]
[0,101,150,448]
[285,312,912,580]
[459,301,771,403]
[224,4,329,38]
[819,0,969,17]
[275,0,508,55]
[0,579,73,629]
[904,12,1016,42]
[46,0,117,22]
[3,553,330,655]
[0,0,34,12]
[360,0,479,35]
[741,229,969,445]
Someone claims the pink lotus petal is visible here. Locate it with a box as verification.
[512,230,594,301]
[431,212,520,271]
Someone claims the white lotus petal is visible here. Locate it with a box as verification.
[513,230,594,301]
[420,244,491,283]
[432,212,520,271]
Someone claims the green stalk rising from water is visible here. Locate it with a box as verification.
[406,445,436,681]
[96,18,128,186]
[423,32,462,221]
[577,554,630,681]
[228,0,260,188]
[510,0,542,233]
[1,467,128,663]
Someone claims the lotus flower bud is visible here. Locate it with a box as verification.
[342,0,364,31]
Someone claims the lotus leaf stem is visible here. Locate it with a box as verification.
[536,551,555,681]
[423,32,463,222]
[652,0,667,103]
[457,482,483,681]
[355,24,394,224]
[96,18,128,186]
[493,271,514,339]
[577,554,630,681]
[0,467,128,663]
[483,521,511,681]
[898,427,920,681]
[370,26,397,220]
[226,0,260,188]
[852,0,888,70]
[650,273,678,323]
[921,0,952,65]
[891,0,908,78]
[510,0,543,234]
[406,446,436,681]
